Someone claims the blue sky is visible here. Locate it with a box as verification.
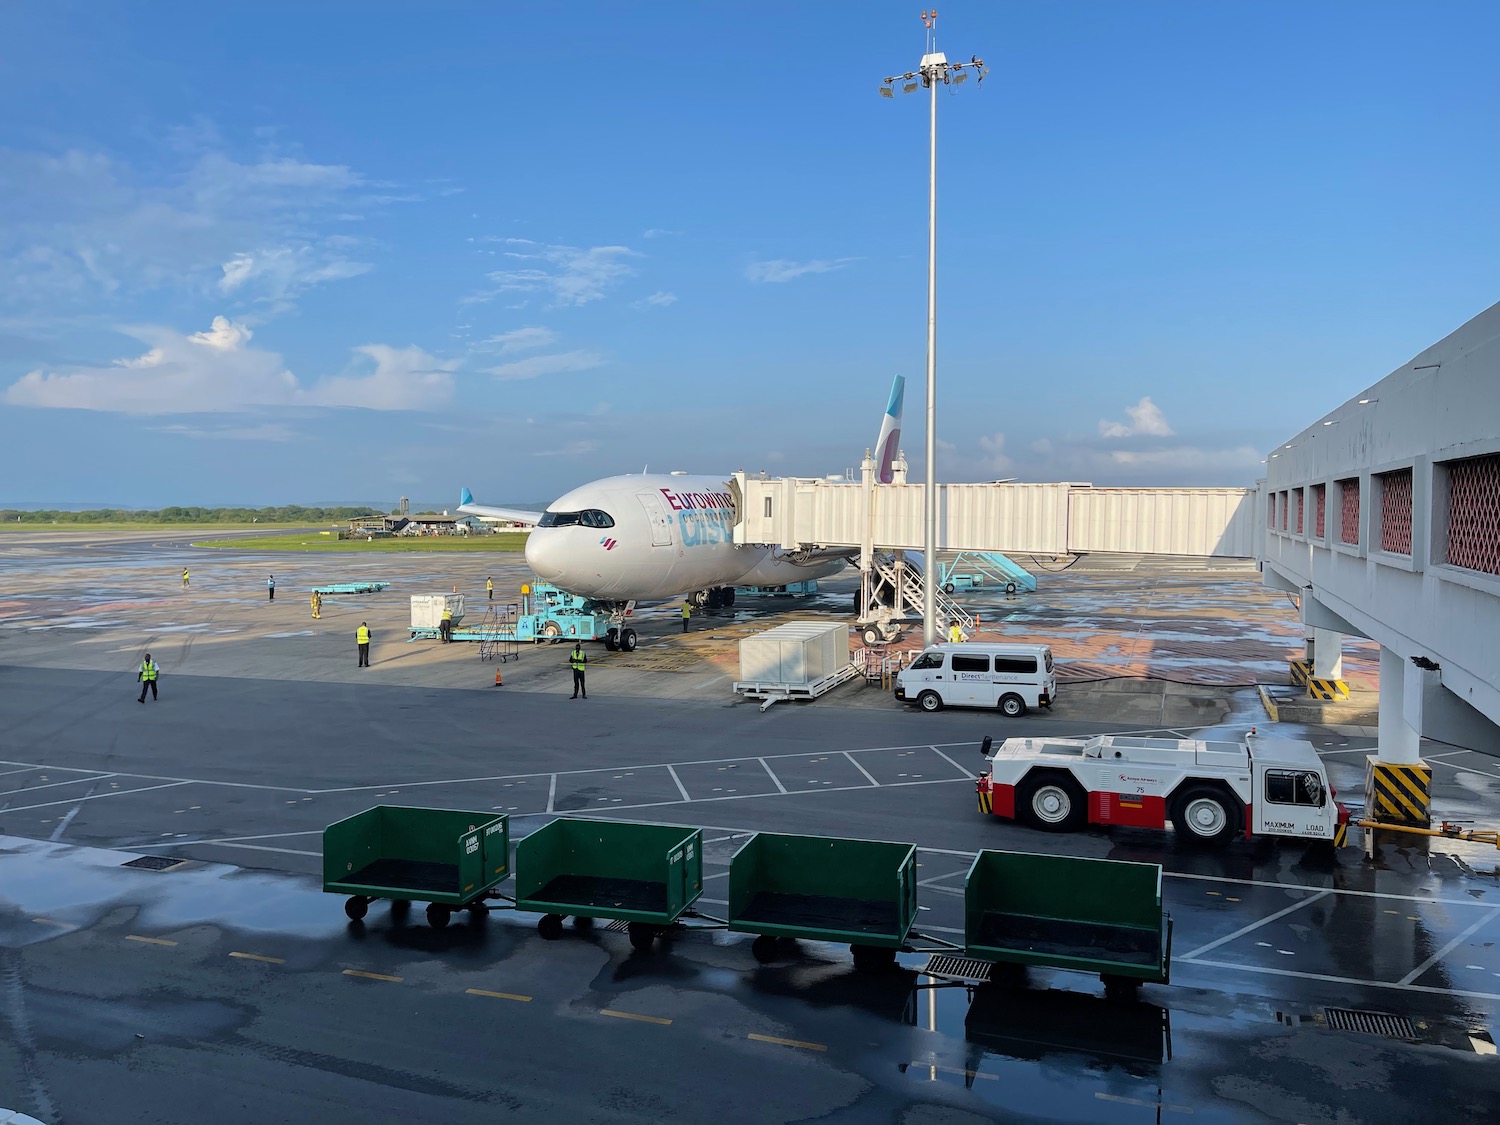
[2,1,1497,508]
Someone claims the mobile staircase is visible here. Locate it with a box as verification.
[937,552,1036,595]
[856,551,973,647]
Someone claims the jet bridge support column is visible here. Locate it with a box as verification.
[1366,646,1432,828]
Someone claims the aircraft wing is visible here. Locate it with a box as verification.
[457,488,544,526]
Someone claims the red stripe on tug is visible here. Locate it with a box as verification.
[1088,791,1167,829]
[976,774,1015,819]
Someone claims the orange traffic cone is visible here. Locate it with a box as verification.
[494,669,503,687]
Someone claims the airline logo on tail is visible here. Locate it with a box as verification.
[875,374,905,484]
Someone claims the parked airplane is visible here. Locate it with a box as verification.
[458,376,905,651]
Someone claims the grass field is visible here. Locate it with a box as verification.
[1,522,286,532]
[192,533,531,553]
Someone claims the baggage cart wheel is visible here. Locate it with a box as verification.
[537,913,565,940]
[572,915,595,931]
[1005,581,1017,595]
[344,896,369,922]
[426,904,452,929]
[627,923,657,952]
[751,935,779,964]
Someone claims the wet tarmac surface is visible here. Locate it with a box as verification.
[1,531,1497,1123]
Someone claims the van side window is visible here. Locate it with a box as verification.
[993,656,1038,673]
[1265,769,1325,807]
[910,652,945,670]
[951,655,990,673]
[1043,652,1054,673]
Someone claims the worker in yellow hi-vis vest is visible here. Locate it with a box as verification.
[568,642,587,699]
[311,590,322,619]
[486,576,494,601]
[137,653,160,703]
[681,601,692,633]
[356,622,371,667]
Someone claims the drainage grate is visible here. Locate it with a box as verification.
[921,955,994,982]
[1324,1007,1417,1040]
[121,855,185,872]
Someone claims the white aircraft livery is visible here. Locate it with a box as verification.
[458,376,906,623]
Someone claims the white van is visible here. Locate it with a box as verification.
[894,643,1056,716]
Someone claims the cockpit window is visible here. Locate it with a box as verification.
[538,509,614,529]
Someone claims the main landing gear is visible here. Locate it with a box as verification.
[691,586,736,610]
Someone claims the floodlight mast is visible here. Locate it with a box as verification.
[880,10,985,646]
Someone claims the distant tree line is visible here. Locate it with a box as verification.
[0,505,378,524]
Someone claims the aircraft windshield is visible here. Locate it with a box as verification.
[538,509,614,529]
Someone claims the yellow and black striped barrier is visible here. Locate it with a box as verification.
[1364,759,1432,827]
[1288,659,1312,687]
[1333,820,1349,848]
[1307,678,1350,700]
[977,788,992,815]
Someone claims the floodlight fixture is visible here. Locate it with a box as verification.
[880,85,894,98]
[903,81,919,94]
[953,71,968,84]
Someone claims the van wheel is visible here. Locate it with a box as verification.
[1017,772,1086,831]
[999,693,1026,718]
[1173,786,1240,846]
[918,690,943,713]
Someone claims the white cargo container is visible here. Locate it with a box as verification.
[734,621,856,710]
[410,593,465,629]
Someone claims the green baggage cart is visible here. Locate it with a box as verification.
[515,818,702,951]
[964,849,1172,996]
[728,831,918,972]
[323,805,510,929]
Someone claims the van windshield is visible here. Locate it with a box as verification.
[910,652,944,670]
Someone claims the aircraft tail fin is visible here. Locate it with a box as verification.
[874,374,905,484]
[460,487,474,506]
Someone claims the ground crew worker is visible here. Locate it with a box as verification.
[181,568,189,590]
[569,642,587,699]
[681,601,692,633]
[137,652,159,703]
[440,605,454,643]
[356,622,371,667]
[486,576,494,601]
[268,574,275,602]
[311,590,322,619]
[948,622,962,643]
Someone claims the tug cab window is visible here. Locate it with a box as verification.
[538,509,614,529]
[1265,769,1325,807]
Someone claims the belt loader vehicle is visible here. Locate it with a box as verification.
[975,731,1350,847]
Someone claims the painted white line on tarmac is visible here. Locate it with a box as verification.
[1,781,190,813]
[1179,890,1332,961]
[1398,906,1500,986]
[841,752,881,787]
[0,774,115,798]
[546,772,558,813]
[927,745,977,779]
[665,765,692,803]
[1178,957,1500,1004]
[207,842,322,858]
[757,759,788,795]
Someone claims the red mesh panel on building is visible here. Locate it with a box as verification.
[1339,478,1360,545]
[1314,484,1326,538]
[1280,492,1287,530]
[1446,453,1500,576]
[1267,493,1275,528]
[1294,490,1304,534]
[1379,469,1413,555]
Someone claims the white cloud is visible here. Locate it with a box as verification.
[153,421,297,442]
[977,432,1013,475]
[1099,396,1174,438]
[474,240,639,307]
[1108,445,1261,470]
[642,228,679,239]
[480,326,557,353]
[3,316,455,414]
[0,141,382,317]
[745,258,857,284]
[485,350,605,381]
[636,291,678,308]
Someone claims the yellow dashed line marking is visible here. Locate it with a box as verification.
[229,952,285,965]
[125,935,177,946]
[342,969,402,983]
[1206,891,1222,897]
[467,988,532,1003]
[748,1032,826,1051]
[601,1008,672,1025]
[1225,897,1241,902]
[32,918,69,928]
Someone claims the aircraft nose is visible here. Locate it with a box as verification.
[525,530,568,585]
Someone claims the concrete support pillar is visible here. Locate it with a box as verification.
[1367,646,1432,828]
[1311,628,1344,680]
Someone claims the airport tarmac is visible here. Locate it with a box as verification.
[1,530,1497,1124]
